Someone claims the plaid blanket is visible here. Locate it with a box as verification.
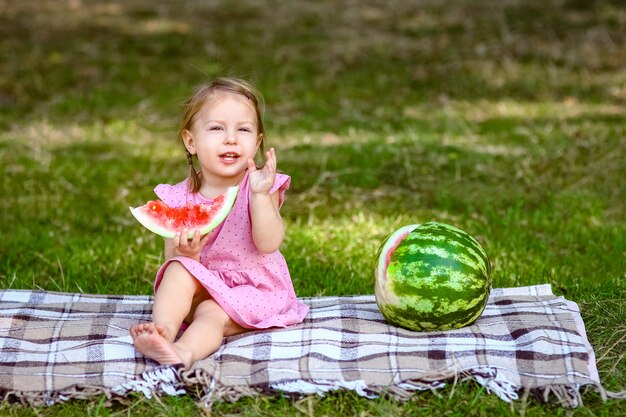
[0,290,181,405]
[0,285,621,407]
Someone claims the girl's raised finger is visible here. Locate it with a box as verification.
[266,149,276,171]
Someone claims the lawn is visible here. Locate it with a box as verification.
[0,0,624,415]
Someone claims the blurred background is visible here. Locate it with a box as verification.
[1,0,624,292]
[0,0,624,414]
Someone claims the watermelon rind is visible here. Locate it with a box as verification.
[375,221,491,332]
[375,224,420,306]
[129,186,239,239]
[129,206,178,238]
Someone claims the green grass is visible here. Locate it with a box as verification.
[0,0,624,415]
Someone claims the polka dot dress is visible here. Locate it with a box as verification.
[152,172,309,329]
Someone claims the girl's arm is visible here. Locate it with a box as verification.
[250,191,284,253]
[248,148,285,254]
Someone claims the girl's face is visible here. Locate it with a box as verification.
[183,91,261,186]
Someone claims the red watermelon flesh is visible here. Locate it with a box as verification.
[129,186,238,239]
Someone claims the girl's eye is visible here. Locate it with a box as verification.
[239,127,251,132]
[209,126,223,131]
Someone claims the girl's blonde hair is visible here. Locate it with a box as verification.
[178,77,266,193]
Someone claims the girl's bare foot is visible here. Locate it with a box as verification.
[130,323,191,367]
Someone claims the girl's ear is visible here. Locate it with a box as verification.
[182,129,196,155]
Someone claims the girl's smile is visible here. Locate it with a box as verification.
[219,152,240,164]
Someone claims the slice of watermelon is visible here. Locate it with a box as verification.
[129,186,239,239]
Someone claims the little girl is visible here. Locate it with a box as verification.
[130,77,309,368]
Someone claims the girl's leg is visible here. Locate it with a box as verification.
[130,261,202,342]
[130,261,205,363]
[170,299,246,366]
[131,299,245,368]
[130,261,246,367]
[151,261,207,341]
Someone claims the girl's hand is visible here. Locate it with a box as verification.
[248,148,277,196]
[170,230,211,261]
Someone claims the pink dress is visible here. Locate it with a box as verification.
[152,171,309,329]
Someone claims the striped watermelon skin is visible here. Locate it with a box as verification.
[375,222,491,332]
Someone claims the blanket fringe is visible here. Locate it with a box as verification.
[1,386,112,407]
[0,365,186,407]
[606,389,626,400]
[180,365,621,410]
[6,365,619,409]
[532,385,585,408]
[111,365,186,399]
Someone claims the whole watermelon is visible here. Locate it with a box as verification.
[375,222,491,332]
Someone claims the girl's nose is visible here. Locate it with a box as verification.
[224,129,237,144]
